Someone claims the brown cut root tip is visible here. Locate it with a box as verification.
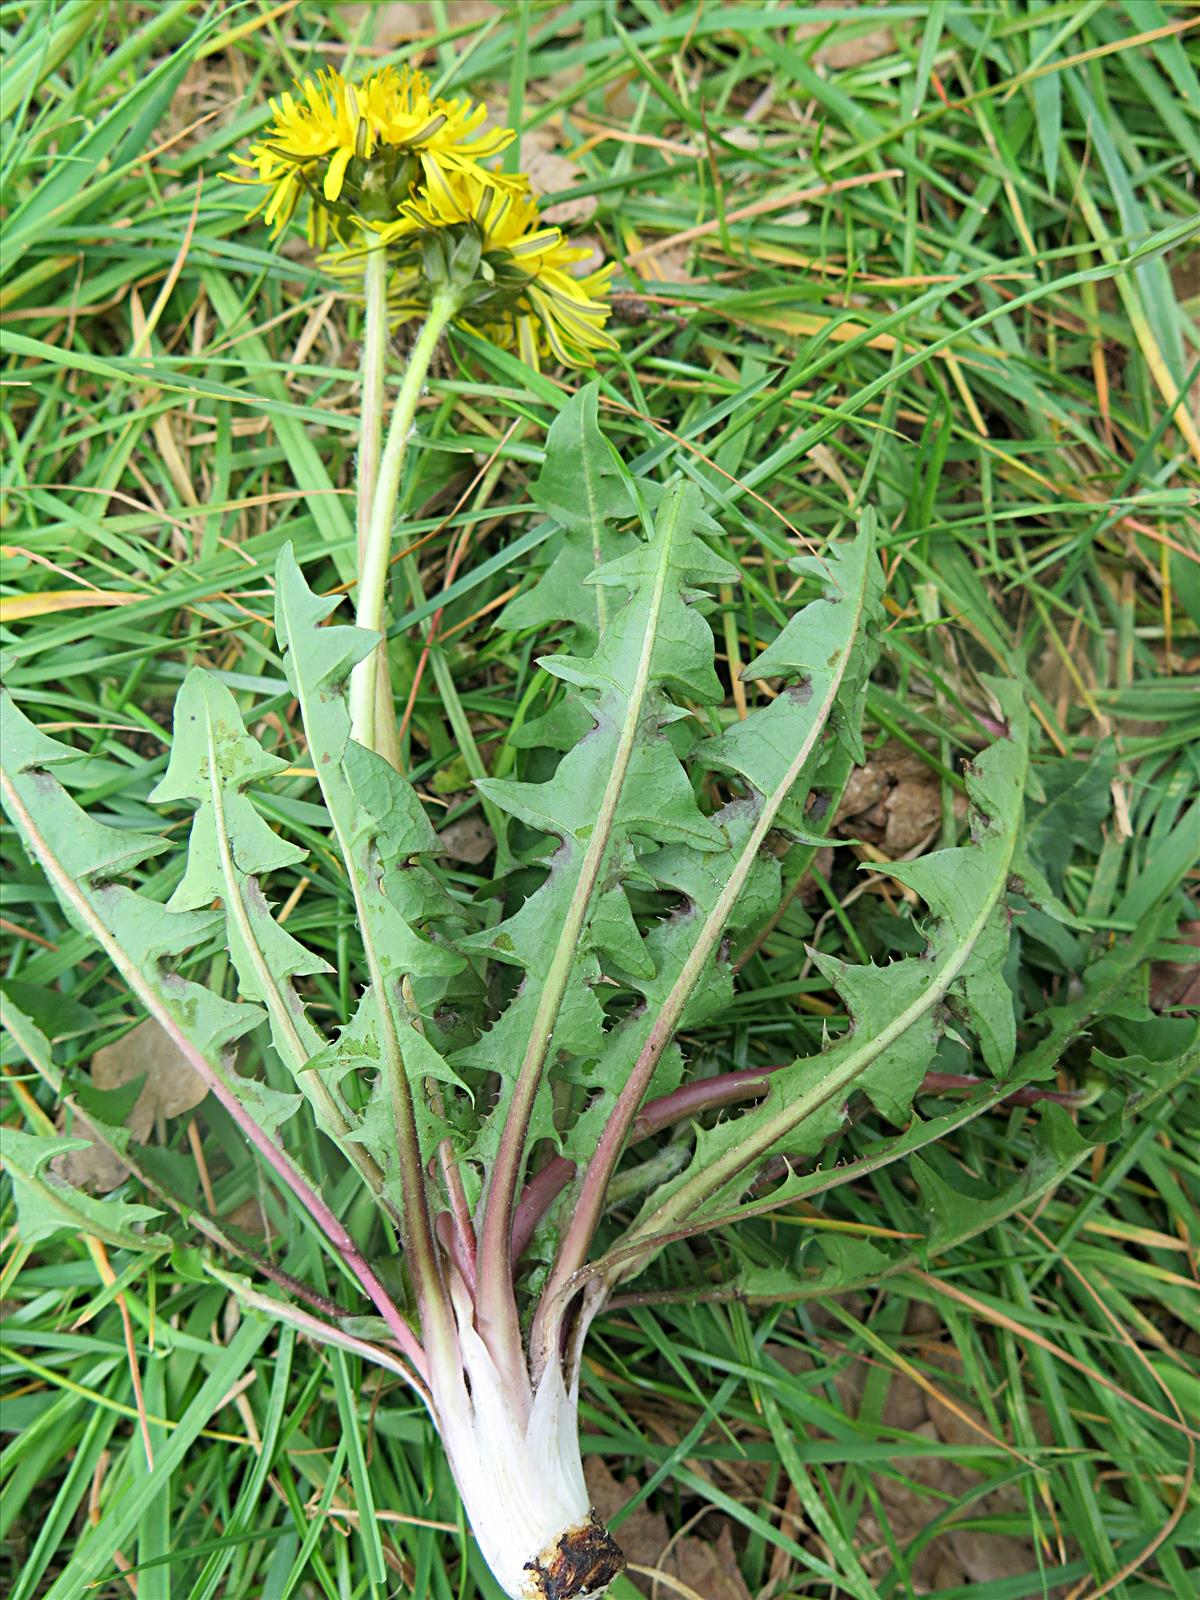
[524,1512,625,1599]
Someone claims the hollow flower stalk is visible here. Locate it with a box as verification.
[230,60,613,760]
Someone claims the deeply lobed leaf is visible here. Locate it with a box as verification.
[274,549,468,1203]
[603,679,1030,1283]
[1,1126,169,1251]
[461,477,736,1174]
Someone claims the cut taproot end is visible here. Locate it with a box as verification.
[523,1512,625,1599]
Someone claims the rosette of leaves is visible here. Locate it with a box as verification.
[5,389,1191,1600]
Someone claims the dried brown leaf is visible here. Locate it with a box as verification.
[794,1,899,68]
[51,1019,207,1193]
[91,1017,208,1131]
[660,1524,751,1600]
[438,816,496,864]
[520,129,598,226]
[51,1109,133,1195]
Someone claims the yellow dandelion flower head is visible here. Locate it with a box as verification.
[228,63,514,245]
[368,170,617,369]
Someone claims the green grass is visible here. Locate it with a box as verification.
[2,2,1198,1598]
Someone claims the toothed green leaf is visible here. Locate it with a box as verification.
[0,696,303,1172]
[339,997,473,1187]
[274,548,466,1170]
[457,479,740,1170]
[557,521,883,1170]
[145,667,378,1163]
[1028,737,1117,892]
[614,679,1030,1274]
[2,695,170,883]
[705,527,881,812]
[0,694,90,770]
[734,1100,1107,1306]
[151,668,306,911]
[233,1077,302,1140]
[499,382,640,653]
[1,1127,169,1250]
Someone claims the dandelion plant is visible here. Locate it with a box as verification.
[1,57,1145,1600]
[1,449,1051,1595]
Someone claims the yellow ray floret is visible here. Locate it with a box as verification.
[368,171,618,369]
[228,64,514,242]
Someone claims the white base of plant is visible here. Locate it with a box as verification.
[432,1301,623,1598]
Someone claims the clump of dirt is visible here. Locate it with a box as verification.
[835,739,956,855]
[585,1460,752,1600]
